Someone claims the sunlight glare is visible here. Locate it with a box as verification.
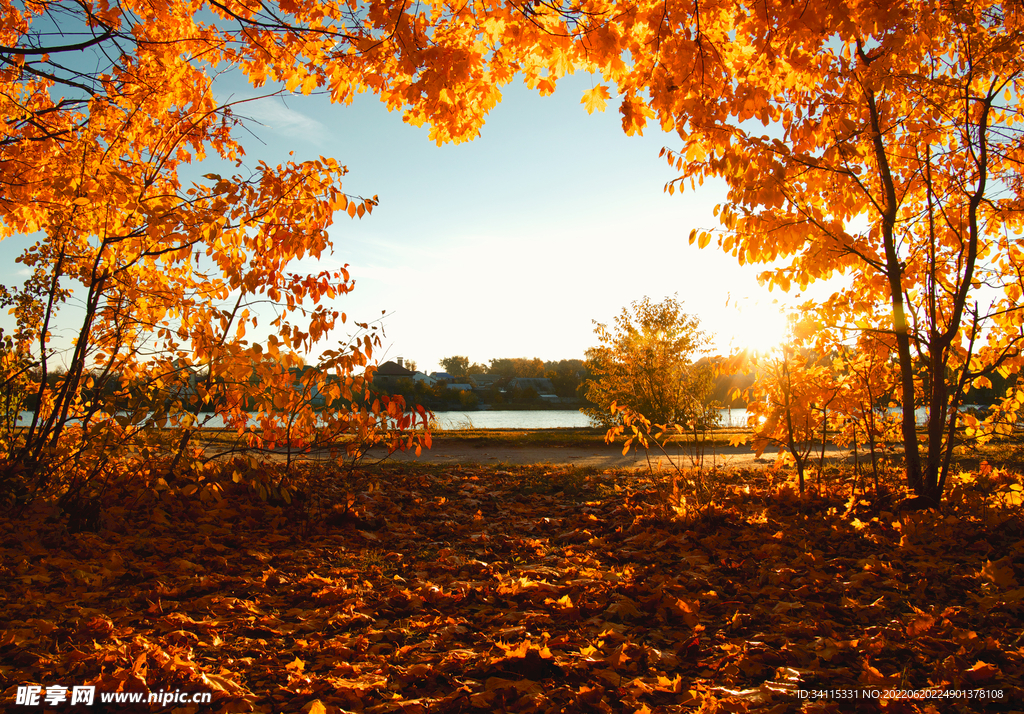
[728,298,791,354]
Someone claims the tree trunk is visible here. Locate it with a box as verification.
[862,77,922,495]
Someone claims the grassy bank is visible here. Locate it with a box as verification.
[421,426,753,449]
[171,424,754,452]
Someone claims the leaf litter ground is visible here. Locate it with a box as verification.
[2,463,1023,713]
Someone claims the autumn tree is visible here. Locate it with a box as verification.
[0,0,555,500]
[748,346,843,494]
[358,0,1018,503]
[581,0,1024,503]
[468,362,488,376]
[4,0,1023,509]
[545,358,589,399]
[584,296,715,428]
[829,340,902,491]
[0,0,613,504]
[488,358,546,382]
[439,356,485,377]
[588,298,719,512]
[0,333,32,449]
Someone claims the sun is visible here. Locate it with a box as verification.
[727,298,792,355]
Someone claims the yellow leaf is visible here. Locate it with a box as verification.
[581,85,611,114]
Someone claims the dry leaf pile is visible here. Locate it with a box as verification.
[2,463,1023,713]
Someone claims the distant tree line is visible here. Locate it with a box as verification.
[375,349,766,414]
[376,346,763,414]
[372,357,592,410]
[439,356,584,388]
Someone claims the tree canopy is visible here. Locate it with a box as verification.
[584,296,713,428]
[2,0,1022,503]
[663,0,1024,500]
[439,356,487,377]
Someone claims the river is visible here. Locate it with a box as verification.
[431,406,941,430]
[432,409,754,430]
[14,406,945,431]
[15,408,753,430]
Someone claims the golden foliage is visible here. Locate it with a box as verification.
[2,0,1023,503]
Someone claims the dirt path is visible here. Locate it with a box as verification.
[365,441,856,470]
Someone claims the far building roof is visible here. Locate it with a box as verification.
[469,374,500,387]
[376,360,417,378]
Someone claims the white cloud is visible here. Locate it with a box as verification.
[233,97,328,143]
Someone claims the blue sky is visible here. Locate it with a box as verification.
[1,71,804,374]
[221,72,804,372]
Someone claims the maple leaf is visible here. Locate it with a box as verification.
[581,85,611,114]
[980,558,1019,589]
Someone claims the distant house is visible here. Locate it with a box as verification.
[373,360,417,390]
[446,383,475,392]
[468,374,500,389]
[410,371,437,386]
[430,371,456,384]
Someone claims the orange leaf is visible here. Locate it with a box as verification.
[581,85,611,114]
